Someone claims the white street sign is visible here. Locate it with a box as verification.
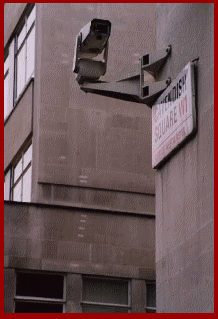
[152,62,196,168]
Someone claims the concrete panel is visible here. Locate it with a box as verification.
[4,3,27,47]
[157,250,214,313]
[38,183,155,215]
[32,3,157,198]
[156,3,214,313]
[4,268,16,313]
[131,279,146,313]
[4,82,33,170]
[66,274,82,313]
[4,202,155,281]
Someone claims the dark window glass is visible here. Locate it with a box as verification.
[146,283,156,308]
[82,305,129,313]
[83,278,128,305]
[15,302,63,313]
[146,308,156,313]
[16,273,64,299]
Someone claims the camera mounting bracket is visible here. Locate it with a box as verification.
[78,46,171,108]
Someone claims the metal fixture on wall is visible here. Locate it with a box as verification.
[73,19,171,108]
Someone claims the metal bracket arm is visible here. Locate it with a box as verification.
[141,46,171,77]
[81,75,171,107]
[78,46,171,107]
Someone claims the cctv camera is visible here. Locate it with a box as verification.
[73,19,111,83]
[79,19,111,57]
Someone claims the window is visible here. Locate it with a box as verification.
[4,169,11,201]
[4,39,15,121]
[15,5,36,99]
[14,272,65,313]
[4,4,36,122]
[4,143,33,202]
[4,54,9,120]
[145,282,156,313]
[82,277,131,313]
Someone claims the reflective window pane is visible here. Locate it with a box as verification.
[22,166,32,202]
[146,284,156,308]
[14,159,22,182]
[27,6,36,32]
[83,278,129,305]
[17,44,26,97]
[23,144,33,169]
[26,26,35,80]
[13,180,22,202]
[4,170,11,200]
[18,24,26,49]
[4,56,9,75]
[146,309,156,313]
[16,272,64,299]
[4,75,9,120]
[15,302,63,313]
[82,305,129,313]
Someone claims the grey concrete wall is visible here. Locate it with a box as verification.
[4,202,155,281]
[37,183,155,215]
[131,279,146,313]
[66,274,82,313]
[4,81,33,170]
[32,3,157,205]
[155,3,214,313]
[4,268,16,313]
[4,3,156,213]
[4,3,27,47]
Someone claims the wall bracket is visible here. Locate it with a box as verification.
[79,46,171,108]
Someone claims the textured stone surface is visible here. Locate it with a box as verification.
[32,3,156,196]
[66,274,82,313]
[4,268,16,313]
[4,202,155,281]
[156,3,214,313]
[4,3,27,47]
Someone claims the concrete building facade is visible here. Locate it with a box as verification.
[4,3,156,313]
[4,3,214,313]
[155,3,214,313]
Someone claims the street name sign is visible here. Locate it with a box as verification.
[152,62,196,168]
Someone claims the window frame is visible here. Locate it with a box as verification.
[4,169,12,201]
[4,3,36,124]
[145,281,156,313]
[4,51,10,120]
[81,276,131,313]
[14,4,36,101]
[4,141,33,203]
[14,270,66,313]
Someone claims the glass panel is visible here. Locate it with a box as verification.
[14,158,22,183]
[15,302,63,313]
[27,6,36,32]
[22,166,32,202]
[82,305,129,313]
[147,284,156,308]
[17,44,26,97]
[4,170,11,200]
[83,278,129,305]
[13,179,22,202]
[23,144,32,169]
[4,56,9,75]
[18,24,26,49]
[146,309,156,313]
[26,26,35,80]
[4,74,9,120]
[16,273,64,299]
[14,159,23,182]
